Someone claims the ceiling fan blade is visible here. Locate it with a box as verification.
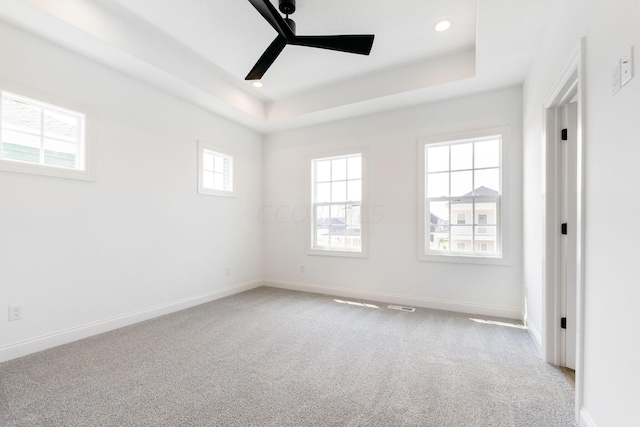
[248,0,294,39]
[245,36,288,80]
[290,35,375,55]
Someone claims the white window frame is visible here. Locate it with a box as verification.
[308,148,367,258]
[418,127,509,265]
[0,88,92,181]
[197,141,235,197]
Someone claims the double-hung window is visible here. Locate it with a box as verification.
[420,130,504,262]
[198,141,234,197]
[311,152,365,256]
[0,90,89,180]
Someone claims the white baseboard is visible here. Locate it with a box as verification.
[0,280,262,363]
[265,279,522,319]
[526,318,543,356]
[579,408,597,427]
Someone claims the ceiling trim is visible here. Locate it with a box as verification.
[0,0,554,135]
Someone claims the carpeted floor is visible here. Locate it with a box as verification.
[0,287,577,426]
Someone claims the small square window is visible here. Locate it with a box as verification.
[198,141,234,197]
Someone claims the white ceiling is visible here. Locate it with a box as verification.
[111,0,479,100]
[0,0,552,134]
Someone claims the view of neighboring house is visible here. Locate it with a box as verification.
[315,204,362,250]
[430,186,498,253]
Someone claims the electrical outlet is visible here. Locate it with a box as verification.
[300,265,305,273]
[9,304,23,321]
[621,47,634,86]
[612,62,621,95]
[225,268,231,277]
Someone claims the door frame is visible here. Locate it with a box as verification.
[541,38,586,420]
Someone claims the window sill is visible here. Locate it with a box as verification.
[419,252,509,266]
[197,188,236,198]
[0,159,93,181]
[308,249,367,259]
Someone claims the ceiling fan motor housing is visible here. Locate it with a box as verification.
[279,0,295,15]
[284,17,296,34]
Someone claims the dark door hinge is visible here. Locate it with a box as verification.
[561,129,568,140]
[561,223,567,235]
[561,317,567,329]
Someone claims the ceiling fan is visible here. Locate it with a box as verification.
[245,0,375,81]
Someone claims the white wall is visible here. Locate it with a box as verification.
[263,87,523,319]
[523,0,640,425]
[0,23,264,361]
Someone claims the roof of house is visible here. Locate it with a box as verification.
[465,186,499,197]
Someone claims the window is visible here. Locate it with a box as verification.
[198,141,234,197]
[0,90,90,180]
[420,130,504,262]
[311,152,364,256]
[477,213,488,234]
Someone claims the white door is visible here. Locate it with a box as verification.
[560,101,578,370]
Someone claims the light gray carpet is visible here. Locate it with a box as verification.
[0,287,577,426]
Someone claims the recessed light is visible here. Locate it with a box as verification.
[434,19,452,32]
[252,81,263,88]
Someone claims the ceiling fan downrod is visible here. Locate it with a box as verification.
[279,0,296,32]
